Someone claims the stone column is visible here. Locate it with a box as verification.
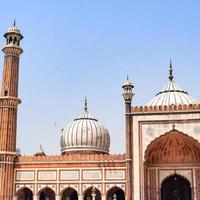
[13,196,18,200]
[101,196,106,200]
[56,196,60,200]
[78,195,83,200]
[33,196,38,200]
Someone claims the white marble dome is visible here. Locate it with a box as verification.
[60,100,110,155]
[146,63,199,106]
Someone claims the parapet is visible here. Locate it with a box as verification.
[132,104,200,113]
[16,153,126,163]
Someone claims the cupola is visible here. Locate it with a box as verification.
[146,61,198,106]
[60,98,110,155]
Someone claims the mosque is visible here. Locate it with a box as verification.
[0,23,200,200]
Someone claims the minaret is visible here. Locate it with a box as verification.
[122,76,134,200]
[0,22,23,200]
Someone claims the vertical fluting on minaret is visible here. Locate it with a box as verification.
[122,76,134,200]
[0,22,23,200]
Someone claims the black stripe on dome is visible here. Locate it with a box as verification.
[74,117,98,121]
[156,89,188,96]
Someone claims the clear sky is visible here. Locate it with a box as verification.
[0,1,200,155]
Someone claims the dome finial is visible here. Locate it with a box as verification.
[127,75,129,81]
[84,97,88,112]
[13,18,16,26]
[169,59,174,81]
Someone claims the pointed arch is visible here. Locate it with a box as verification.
[83,187,102,200]
[16,187,33,200]
[60,187,78,200]
[38,187,55,200]
[106,186,125,200]
[161,174,192,200]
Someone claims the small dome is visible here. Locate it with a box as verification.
[146,80,198,106]
[122,76,134,88]
[60,99,110,155]
[34,145,46,156]
[146,62,198,106]
[145,128,200,165]
[7,25,21,34]
[4,21,23,39]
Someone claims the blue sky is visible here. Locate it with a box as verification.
[0,1,200,155]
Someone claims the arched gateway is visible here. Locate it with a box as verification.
[106,187,125,200]
[84,187,102,200]
[144,128,200,200]
[161,174,191,200]
[38,187,55,200]
[61,187,78,200]
[16,187,33,200]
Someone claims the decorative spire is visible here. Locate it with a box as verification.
[84,97,88,112]
[172,123,176,130]
[127,75,129,82]
[13,18,16,26]
[169,59,174,81]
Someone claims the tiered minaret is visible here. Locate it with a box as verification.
[122,76,134,200]
[0,22,23,200]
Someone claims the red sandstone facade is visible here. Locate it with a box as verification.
[0,23,200,200]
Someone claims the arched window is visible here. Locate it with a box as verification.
[9,37,13,44]
[14,37,17,44]
[4,90,8,96]
[16,187,33,200]
[84,187,102,200]
[106,187,125,200]
[38,187,55,200]
[61,187,78,200]
[161,174,191,200]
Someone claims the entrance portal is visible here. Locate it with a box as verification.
[39,187,55,200]
[61,187,78,200]
[161,174,191,200]
[16,187,33,200]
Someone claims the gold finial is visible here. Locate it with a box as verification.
[169,59,174,81]
[84,97,88,112]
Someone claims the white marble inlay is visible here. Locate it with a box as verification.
[38,171,56,180]
[16,171,34,181]
[60,170,78,180]
[83,170,101,180]
[106,170,125,180]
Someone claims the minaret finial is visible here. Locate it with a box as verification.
[169,59,174,81]
[127,75,129,81]
[13,18,16,26]
[84,97,88,112]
